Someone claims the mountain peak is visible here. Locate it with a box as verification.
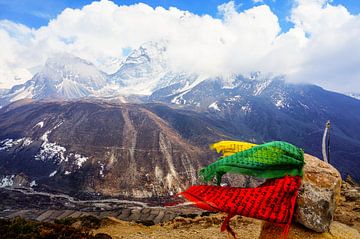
[109,41,170,95]
[0,53,108,105]
[37,53,107,92]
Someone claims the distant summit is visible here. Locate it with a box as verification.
[0,53,107,106]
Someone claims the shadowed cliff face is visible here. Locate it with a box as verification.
[0,100,231,198]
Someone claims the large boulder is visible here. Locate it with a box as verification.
[260,153,343,237]
[294,154,342,232]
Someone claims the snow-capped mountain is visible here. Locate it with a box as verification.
[1,41,360,190]
[110,41,168,90]
[0,42,202,106]
[0,53,108,106]
[109,41,200,95]
[149,74,280,109]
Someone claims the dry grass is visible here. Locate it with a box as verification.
[94,213,263,239]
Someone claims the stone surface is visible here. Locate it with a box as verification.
[259,221,360,239]
[334,179,360,232]
[294,154,342,232]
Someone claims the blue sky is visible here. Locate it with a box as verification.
[1,0,359,31]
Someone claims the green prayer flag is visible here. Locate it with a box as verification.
[200,141,304,184]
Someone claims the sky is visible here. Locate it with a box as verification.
[0,0,359,92]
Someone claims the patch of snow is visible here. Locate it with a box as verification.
[0,138,32,151]
[23,138,33,146]
[0,139,16,151]
[73,153,88,168]
[35,121,44,128]
[35,142,67,162]
[241,104,252,113]
[274,99,289,109]
[275,100,285,108]
[30,180,37,187]
[171,89,190,105]
[36,121,69,163]
[253,79,272,96]
[222,85,236,89]
[174,74,205,93]
[64,171,71,175]
[49,170,57,177]
[273,94,289,109]
[170,75,208,105]
[226,95,241,102]
[208,102,221,111]
[0,175,15,187]
[40,121,63,142]
[9,85,34,102]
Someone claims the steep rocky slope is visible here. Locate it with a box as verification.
[0,100,233,198]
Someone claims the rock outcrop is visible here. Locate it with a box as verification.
[294,154,342,232]
[334,177,360,232]
[260,153,343,236]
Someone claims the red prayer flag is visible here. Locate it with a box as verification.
[179,176,301,238]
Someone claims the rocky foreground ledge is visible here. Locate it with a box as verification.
[0,154,359,238]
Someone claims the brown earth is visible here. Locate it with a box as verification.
[333,178,360,232]
[94,213,360,239]
[94,214,263,239]
[93,179,360,239]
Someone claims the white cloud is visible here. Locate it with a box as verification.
[288,0,360,91]
[0,0,359,92]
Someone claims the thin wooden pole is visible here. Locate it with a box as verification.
[322,120,330,164]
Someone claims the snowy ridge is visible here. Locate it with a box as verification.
[0,41,209,105]
[0,40,300,114]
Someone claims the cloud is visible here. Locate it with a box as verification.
[288,0,360,91]
[0,0,359,92]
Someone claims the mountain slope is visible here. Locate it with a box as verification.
[149,76,360,181]
[0,100,238,198]
[0,53,108,106]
